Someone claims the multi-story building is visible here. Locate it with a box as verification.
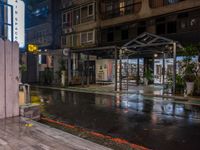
[100,0,200,46]
[60,0,98,85]
[26,0,53,49]
[25,0,55,83]
[61,0,97,49]
[60,0,200,87]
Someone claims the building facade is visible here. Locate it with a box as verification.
[25,0,56,83]
[59,0,200,87]
[100,0,200,46]
[23,0,199,86]
[61,0,200,48]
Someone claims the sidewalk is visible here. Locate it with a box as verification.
[0,117,111,150]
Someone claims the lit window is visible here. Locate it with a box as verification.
[120,2,125,15]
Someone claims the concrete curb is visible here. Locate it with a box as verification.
[31,85,200,101]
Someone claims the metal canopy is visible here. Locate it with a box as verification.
[121,32,182,56]
[120,32,183,94]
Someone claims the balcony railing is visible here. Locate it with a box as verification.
[102,2,142,20]
[149,0,185,8]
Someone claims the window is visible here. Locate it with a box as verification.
[62,36,67,45]
[81,32,87,43]
[137,22,146,35]
[39,55,47,64]
[190,18,199,28]
[179,20,187,29]
[81,30,95,44]
[178,13,188,31]
[63,13,66,23]
[88,4,94,16]
[63,12,72,26]
[125,0,133,14]
[156,18,166,35]
[88,31,94,42]
[107,28,114,42]
[73,9,80,25]
[166,0,181,5]
[167,21,177,33]
[120,1,125,15]
[106,3,113,12]
[81,3,94,21]
[121,26,129,40]
[81,6,88,18]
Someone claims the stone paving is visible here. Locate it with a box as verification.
[0,117,111,150]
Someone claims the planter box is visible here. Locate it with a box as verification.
[20,104,41,121]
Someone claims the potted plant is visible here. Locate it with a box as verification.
[144,68,153,86]
[183,66,196,95]
[175,74,185,95]
[182,45,198,95]
[193,76,200,96]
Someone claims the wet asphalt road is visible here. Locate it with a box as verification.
[31,87,200,150]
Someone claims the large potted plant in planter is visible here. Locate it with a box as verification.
[193,76,200,96]
[182,45,198,95]
[183,62,196,95]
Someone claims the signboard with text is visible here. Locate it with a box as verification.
[7,0,25,48]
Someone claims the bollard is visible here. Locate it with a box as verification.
[19,83,31,105]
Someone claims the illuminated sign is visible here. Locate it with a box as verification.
[28,44,38,53]
[7,0,25,48]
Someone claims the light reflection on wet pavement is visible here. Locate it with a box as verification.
[31,87,200,150]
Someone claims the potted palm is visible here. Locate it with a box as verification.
[144,69,153,86]
[183,62,196,95]
[182,45,198,95]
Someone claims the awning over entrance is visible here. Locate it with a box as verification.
[121,32,183,94]
[121,32,182,57]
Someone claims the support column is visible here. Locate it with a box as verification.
[87,55,90,86]
[162,52,166,85]
[81,60,85,87]
[173,42,177,94]
[137,57,140,85]
[67,51,71,86]
[114,48,118,91]
[119,49,122,91]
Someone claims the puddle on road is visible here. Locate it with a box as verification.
[31,87,200,150]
